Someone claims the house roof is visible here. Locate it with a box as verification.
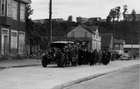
[100,33,113,46]
[80,25,98,34]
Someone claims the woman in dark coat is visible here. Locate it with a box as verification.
[94,49,98,65]
[89,49,95,66]
[102,50,110,65]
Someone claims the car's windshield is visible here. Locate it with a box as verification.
[50,43,66,49]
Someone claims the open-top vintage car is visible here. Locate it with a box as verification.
[41,41,78,67]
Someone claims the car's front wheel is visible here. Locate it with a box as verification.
[42,59,47,67]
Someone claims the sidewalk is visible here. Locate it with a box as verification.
[0,59,41,69]
[0,58,139,69]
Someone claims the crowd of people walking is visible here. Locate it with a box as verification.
[78,48,114,66]
[39,41,120,67]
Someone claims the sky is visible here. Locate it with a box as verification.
[30,0,140,21]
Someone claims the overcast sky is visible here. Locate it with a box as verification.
[30,0,140,21]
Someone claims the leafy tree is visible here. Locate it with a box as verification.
[67,15,73,21]
[131,9,136,22]
[26,4,33,20]
[108,6,121,22]
[26,4,34,45]
[115,6,121,21]
[106,15,112,24]
[123,5,128,20]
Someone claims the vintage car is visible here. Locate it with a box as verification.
[120,53,130,60]
[42,41,78,67]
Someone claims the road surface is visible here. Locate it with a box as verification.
[0,60,139,89]
[65,64,140,89]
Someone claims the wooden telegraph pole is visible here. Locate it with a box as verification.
[48,0,52,44]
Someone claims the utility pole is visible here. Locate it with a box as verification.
[139,39,140,59]
[131,37,133,57]
[112,9,115,50]
[48,0,52,44]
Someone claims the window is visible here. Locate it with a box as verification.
[20,4,25,21]
[19,31,25,54]
[11,30,18,49]
[12,0,18,20]
[1,0,6,16]
[7,0,12,17]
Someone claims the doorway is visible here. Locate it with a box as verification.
[1,28,9,55]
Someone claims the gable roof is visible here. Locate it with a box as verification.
[78,25,98,35]
[81,24,98,31]
[67,25,99,35]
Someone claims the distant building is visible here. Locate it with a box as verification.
[0,0,31,56]
[76,17,89,23]
[114,39,125,54]
[100,19,106,22]
[125,14,140,21]
[124,44,140,57]
[33,18,64,23]
[114,39,125,50]
[100,33,125,54]
[67,25,101,51]
[76,16,107,23]
[88,17,101,23]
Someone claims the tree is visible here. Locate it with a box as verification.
[106,15,111,24]
[108,6,121,22]
[26,4,34,45]
[68,15,73,21]
[115,6,121,21]
[123,5,128,20]
[26,4,34,20]
[131,9,136,22]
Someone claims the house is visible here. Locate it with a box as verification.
[67,25,101,52]
[114,39,125,50]
[0,0,31,56]
[114,39,125,54]
[124,44,140,57]
[100,33,113,50]
[101,33,125,54]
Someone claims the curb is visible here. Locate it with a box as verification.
[51,64,140,89]
[0,64,41,69]
[52,70,116,89]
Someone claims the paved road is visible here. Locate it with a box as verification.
[64,64,140,89]
[0,60,139,89]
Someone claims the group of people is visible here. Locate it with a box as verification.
[36,42,115,66]
[78,48,112,66]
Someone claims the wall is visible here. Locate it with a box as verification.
[0,0,26,56]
